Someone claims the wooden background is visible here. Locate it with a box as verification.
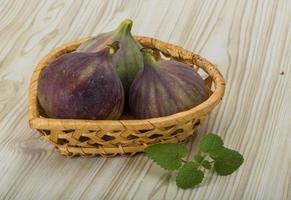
[0,0,290,199]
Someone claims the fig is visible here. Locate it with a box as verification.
[37,42,124,120]
[129,49,208,119]
[77,19,143,95]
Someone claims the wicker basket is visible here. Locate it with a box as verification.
[28,36,225,157]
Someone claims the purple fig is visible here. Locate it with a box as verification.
[76,19,143,95]
[37,42,124,120]
[129,49,208,119]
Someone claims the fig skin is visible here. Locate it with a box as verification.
[37,43,124,120]
[129,49,208,119]
[77,19,143,95]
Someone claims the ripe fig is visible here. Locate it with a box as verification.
[129,49,208,119]
[38,42,124,120]
[76,19,143,95]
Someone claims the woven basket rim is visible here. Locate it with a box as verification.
[28,36,225,130]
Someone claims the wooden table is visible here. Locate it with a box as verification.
[0,0,290,199]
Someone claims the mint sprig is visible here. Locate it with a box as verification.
[176,162,204,188]
[145,133,244,189]
[144,143,188,170]
[210,147,244,175]
[199,133,224,152]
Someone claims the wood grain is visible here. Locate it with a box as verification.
[0,0,290,199]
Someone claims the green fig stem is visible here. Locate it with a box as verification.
[140,48,157,63]
[107,41,119,55]
[115,19,133,34]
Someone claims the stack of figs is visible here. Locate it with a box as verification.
[38,19,208,120]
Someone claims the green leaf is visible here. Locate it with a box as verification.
[210,147,244,176]
[176,162,204,188]
[145,143,188,170]
[194,154,204,163]
[199,133,224,153]
[201,160,212,169]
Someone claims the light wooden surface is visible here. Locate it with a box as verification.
[0,0,290,199]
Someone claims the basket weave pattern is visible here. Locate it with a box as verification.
[28,36,225,157]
